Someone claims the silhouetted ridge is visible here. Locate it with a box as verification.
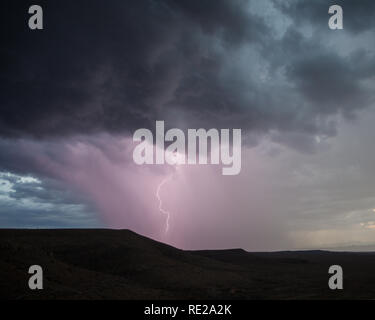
[1,229,375,299]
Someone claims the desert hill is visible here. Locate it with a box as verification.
[1,229,375,299]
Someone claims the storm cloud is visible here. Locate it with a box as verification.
[1,0,373,144]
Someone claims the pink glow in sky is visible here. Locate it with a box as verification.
[9,134,284,249]
[5,110,375,251]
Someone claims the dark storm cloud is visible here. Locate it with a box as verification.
[0,0,268,137]
[0,0,374,147]
[271,0,375,120]
[285,51,372,118]
[274,0,375,34]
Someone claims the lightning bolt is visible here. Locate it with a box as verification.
[156,174,173,233]
[156,153,181,233]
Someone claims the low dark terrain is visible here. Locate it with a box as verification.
[1,229,375,299]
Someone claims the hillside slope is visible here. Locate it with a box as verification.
[1,229,375,299]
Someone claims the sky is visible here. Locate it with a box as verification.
[1,0,375,250]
